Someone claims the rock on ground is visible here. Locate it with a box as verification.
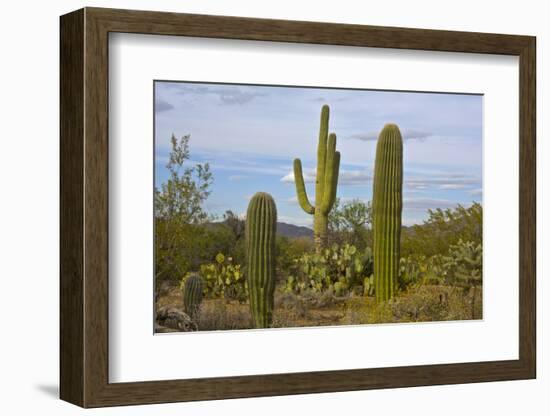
[156,305,198,332]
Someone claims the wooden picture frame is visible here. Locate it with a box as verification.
[60,7,536,408]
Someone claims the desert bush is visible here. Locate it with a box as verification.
[276,236,314,279]
[344,284,482,324]
[398,254,447,291]
[275,291,308,318]
[389,286,450,322]
[328,198,373,250]
[154,134,214,290]
[401,203,482,258]
[443,239,482,319]
[443,239,482,287]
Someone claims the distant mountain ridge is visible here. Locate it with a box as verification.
[211,218,313,239]
[276,222,313,239]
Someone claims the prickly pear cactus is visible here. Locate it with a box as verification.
[246,192,277,328]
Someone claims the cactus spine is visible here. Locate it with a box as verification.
[293,105,340,252]
[372,124,403,302]
[246,192,277,328]
[183,273,204,320]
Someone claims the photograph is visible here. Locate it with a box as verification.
[153,81,483,333]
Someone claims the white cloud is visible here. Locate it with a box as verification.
[174,84,267,105]
[339,170,372,185]
[228,175,249,181]
[468,188,483,196]
[155,98,174,112]
[405,173,480,191]
[216,90,265,105]
[211,161,289,176]
[439,184,470,190]
[281,168,371,186]
[348,128,433,142]
[155,81,482,171]
[278,215,313,228]
[402,217,426,227]
[404,197,458,211]
[281,168,315,184]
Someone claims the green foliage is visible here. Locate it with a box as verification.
[443,239,482,288]
[293,105,341,251]
[275,236,294,279]
[155,134,213,223]
[401,203,482,258]
[195,223,237,263]
[398,254,447,290]
[181,273,204,320]
[398,206,483,294]
[397,240,482,319]
[276,236,315,279]
[363,274,375,297]
[223,210,245,240]
[156,220,237,289]
[246,192,278,328]
[399,256,421,290]
[329,198,372,249]
[198,253,247,302]
[154,134,214,289]
[373,124,403,302]
[284,243,374,296]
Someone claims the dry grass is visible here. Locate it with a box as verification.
[197,299,251,331]
[156,283,482,332]
[344,285,482,325]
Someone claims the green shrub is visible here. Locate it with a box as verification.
[401,203,482,258]
[398,254,447,291]
[443,239,482,288]
[443,239,482,319]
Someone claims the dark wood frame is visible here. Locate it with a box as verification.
[60,7,536,408]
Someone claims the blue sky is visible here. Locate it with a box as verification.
[154,81,482,227]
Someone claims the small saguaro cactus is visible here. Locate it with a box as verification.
[182,273,204,321]
[372,124,403,303]
[293,105,340,252]
[246,192,277,328]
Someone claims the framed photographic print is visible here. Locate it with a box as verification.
[60,7,536,408]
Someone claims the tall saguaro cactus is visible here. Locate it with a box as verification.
[372,124,403,302]
[246,192,277,328]
[293,105,341,252]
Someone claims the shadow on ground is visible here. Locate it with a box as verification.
[35,384,58,399]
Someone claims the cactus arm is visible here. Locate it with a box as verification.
[314,105,330,209]
[330,151,341,210]
[321,134,339,215]
[293,158,315,214]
